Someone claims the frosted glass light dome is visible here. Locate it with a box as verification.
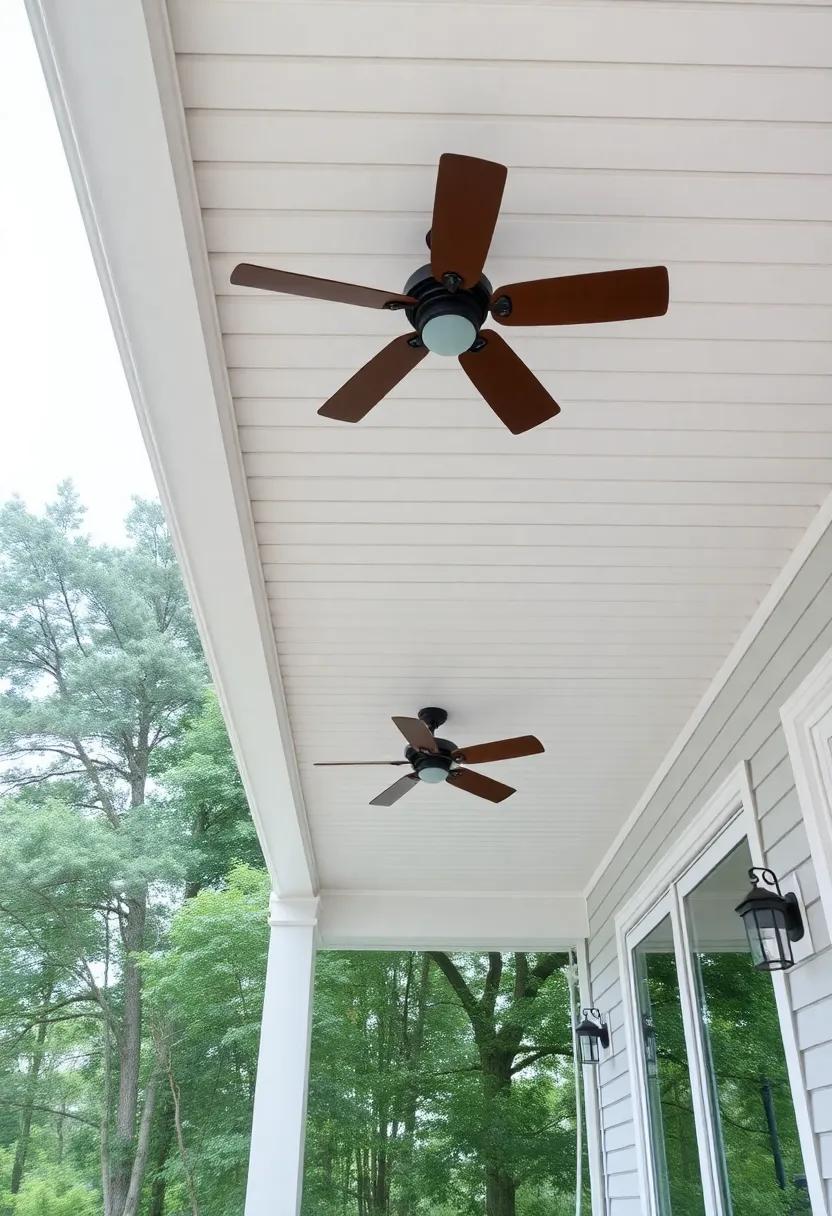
[420,314,477,356]
[417,764,449,784]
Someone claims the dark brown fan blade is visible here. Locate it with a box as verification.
[230,264,416,311]
[314,761,410,767]
[447,768,515,803]
[459,331,559,434]
[370,774,419,806]
[392,716,439,753]
[491,266,669,327]
[318,336,428,423]
[453,735,544,764]
[430,154,507,289]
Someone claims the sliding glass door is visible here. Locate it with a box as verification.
[632,907,706,1216]
[626,826,810,1216]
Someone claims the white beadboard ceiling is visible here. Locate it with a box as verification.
[168,0,832,895]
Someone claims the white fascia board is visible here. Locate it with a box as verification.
[25,0,317,896]
[317,889,588,951]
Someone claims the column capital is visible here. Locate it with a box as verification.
[268,892,320,929]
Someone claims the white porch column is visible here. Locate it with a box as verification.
[245,893,319,1216]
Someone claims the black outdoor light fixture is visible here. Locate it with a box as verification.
[735,867,805,973]
[576,1008,609,1065]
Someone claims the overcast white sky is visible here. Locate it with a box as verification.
[0,3,158,544]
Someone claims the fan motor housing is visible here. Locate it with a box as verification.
[403,265,492,356]
[405,736,457,781]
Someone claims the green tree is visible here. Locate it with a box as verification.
[141,865,271,1216]
[0,486,205,1216]
[429,953,572,1216]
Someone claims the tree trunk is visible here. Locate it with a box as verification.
[485,1166,517,1216]
[10,998,51,1194]
[481,1056,517,1216]
[121,1069,160,1216]
[397,955,430,1216]
[147,1100,174,1216]
[167,1056,201,1216]
[109,891,148,1216]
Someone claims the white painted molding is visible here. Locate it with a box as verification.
[586,493,832,903]
[317,889,588,950]
[269,893,320,930]
[576,940,606,1216]
[25,0,318,896]
[781,644,832,944]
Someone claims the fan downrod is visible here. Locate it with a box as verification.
[417,706,448,734]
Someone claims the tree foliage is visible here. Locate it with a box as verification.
[0,488,809,1216]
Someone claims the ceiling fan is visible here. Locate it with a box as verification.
[314,707,544,805]
[231,153,669,434]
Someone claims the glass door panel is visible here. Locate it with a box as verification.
[684,839,810,1215]
[633,913,706,1216]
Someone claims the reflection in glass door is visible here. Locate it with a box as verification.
[633,913,706,1216]
[684,839,810,1216]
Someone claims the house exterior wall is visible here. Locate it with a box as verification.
[586,524,832,1214]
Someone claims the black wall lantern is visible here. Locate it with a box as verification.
[735,867,804,972]
[576,1008,609,1065]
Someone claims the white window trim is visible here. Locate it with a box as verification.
[614,763,826,1216]
[782,644,832,946]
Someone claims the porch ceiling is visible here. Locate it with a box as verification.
[30,0,832,904]
[166,0,832,896]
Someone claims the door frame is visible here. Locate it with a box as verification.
[615,762,826,1214]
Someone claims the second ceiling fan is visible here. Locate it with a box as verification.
[232,153,669,435]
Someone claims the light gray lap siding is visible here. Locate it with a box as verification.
[586,525,832,1211]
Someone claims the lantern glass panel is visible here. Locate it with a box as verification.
[579,1032,598,1066]
[743,905,791,971]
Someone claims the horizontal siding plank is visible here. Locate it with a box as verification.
[607,1170,640,1198]
[748,723,788,789]
[233,368,832,405]
[754,755,797,817]
[199,163,832,223]
[189,112,832,178]
[180,57,832,124]
[259,530,787,561]
[796,994,832,1052]
[604,1120,636,1153]
[240,425,832,462]
[609,1198,642,1216]
[760,788,803,852]
[221,297,832,344]
[602,1095,634,1129]
[225,335,832,377]
[788,947,832,1012]
[606,1146,638,1176]
[214,256,832,306]
[236,401,832,440]
[804,1041,832,1092]
[766,819,812,877]
[203,206,832,262]
[821,1133,832,1181]
[244,448,832,482]
[811,1086,832,1134]
[248,476,826,510]
[169,2,832,68]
